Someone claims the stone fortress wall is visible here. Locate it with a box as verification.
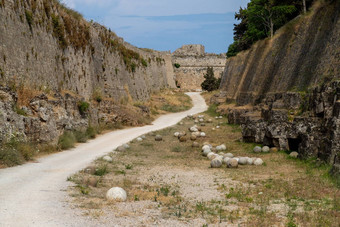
[171,45,226,90]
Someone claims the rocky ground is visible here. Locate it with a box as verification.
[68,106,340,226]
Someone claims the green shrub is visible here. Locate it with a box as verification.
[51,14,68,49]
[174,63,181,68]
[58,131,76,150]
[141,58,148,67]
[86,126,96,139]
[73,130,88,143]
[94,164,108,176]
[78,101,89,115]
[14,105,27,116]
[25,10,33,30]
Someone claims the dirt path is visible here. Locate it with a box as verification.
[0,92,207,227]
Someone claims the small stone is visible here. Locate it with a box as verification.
[194,119,199,123]
[202,149,211,157]
[202,145,210,151]
[179,136,187,142]
[208,119,213,123]
[200,123,205,126]
[224,153,234,158]
[199,118,204,122]
[220,144,226,151]
[254,158,264,166]
[174,132,180,137]
[116,146,126,152]
[212,128,216,131]
[106,187,127,202]
[262,146,270,153]
[289,152,299,158]
[253,146,262,153]
[155,135,163,141]
[190,135,197,141]
[123,143,130,149]
[270,147,278,152]
[211,158,222,168]
[200,132,206,137]
[103,156,113,162]
[207,152,217,160]
[216,126,220,129]
[141,135,146,139]
[178,131,187,137]
[223,157,230,164]
[83,176,98,187]
[84,166,96,174]
[192,142,199,148]
[216,145,222,151]
[218,152,225,156]
[219,116,223,119]
[136,137,143,142]
[238,157,248,165]
[227,158,238,168]
[246,157,255,165]
[179,122,183,125]
[190,126,198,132]
[234,157,240,162]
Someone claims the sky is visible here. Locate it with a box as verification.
[61,0,250,54]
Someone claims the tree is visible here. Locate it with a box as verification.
[226,0,304,58]
[201,67,220,92]
[247,0,297,38]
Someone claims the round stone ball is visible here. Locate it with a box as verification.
[155,135,163,141]
[192,142,200,148]
[203,149,211,157]
[106,187,127,202]
[116,146,126,152]
[174,132,180,137]
[253,146,262,153]
[103,155,113,162]
[223,157,230,164]
[190,135,197,141]
[224,153,234,158]
[141,135,146,139]
[123,143,130,149]
[289,152,299,158]
[179,136,187,142]
[211,158,222,168]
[83,176,98,187]
[262,146,270,153]
[220,144,227,151]
[227,158,238,168]
[270,147,278,152]
[246,157,255,165]
[200,132,206,137]
[238,157,248,165]
[207,152,217,160]
[254,158,264,166]
[136,137,143,142]
[216,145,222,151]
[202,145,210,151]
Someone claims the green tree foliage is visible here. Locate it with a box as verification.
[201,67,221,92]
[227,0,313,58]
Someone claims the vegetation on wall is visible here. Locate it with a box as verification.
[227,0,314,58]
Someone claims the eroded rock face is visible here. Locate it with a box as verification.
[0,86,149,145]
[224,81,340,175]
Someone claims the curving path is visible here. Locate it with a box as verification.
[0,92,207,227]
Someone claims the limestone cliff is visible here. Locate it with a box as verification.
[220,1,339,105]
[0,0,175,101]
[0,0,176,145]
[172,45,226,90]
[218,1,340,175]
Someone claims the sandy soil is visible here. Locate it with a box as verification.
[0,92,207,227]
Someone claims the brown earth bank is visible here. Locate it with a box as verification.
[68,107,339,226]
[217,0,340,176]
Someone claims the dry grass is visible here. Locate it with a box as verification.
[67,108,340,226]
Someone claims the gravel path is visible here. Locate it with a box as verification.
[0,92,207,227]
